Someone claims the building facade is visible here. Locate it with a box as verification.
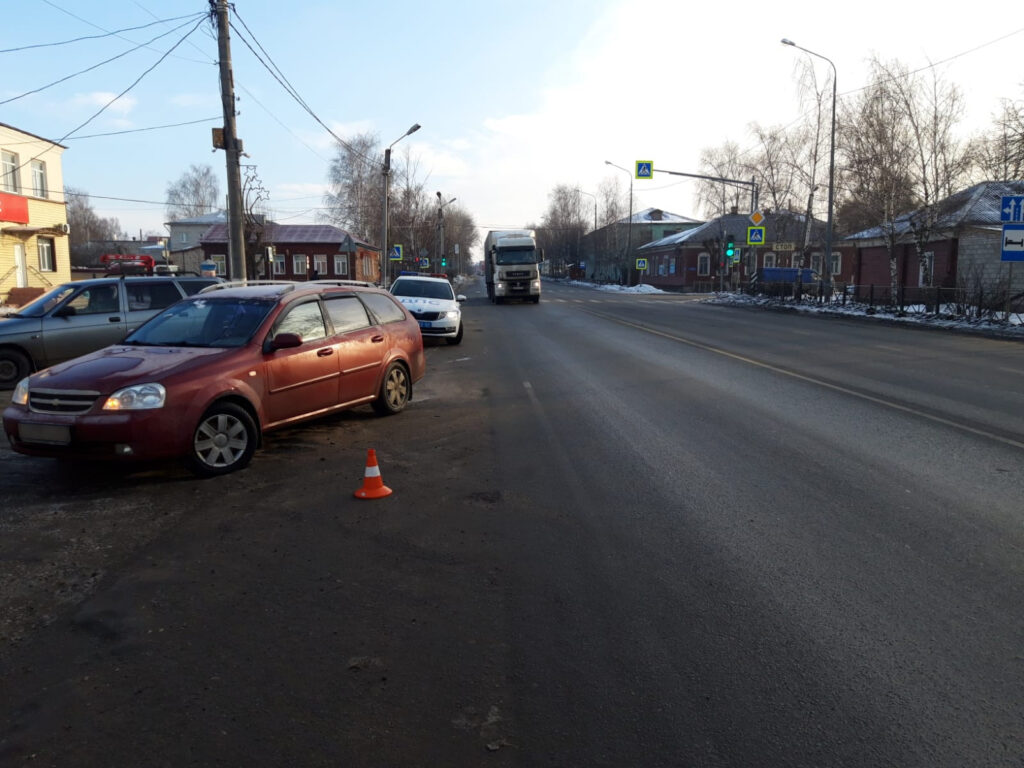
[200,222,381,283]
[0,123,71,305]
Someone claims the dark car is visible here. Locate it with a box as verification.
[0,275,221,389]
[3,281,425,477]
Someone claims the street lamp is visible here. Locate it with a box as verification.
[381,122,421,289]
[605,160,633,284]
[436,191,457,273]
[782,38,836,296]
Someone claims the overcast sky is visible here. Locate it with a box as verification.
[6,0,1024,260]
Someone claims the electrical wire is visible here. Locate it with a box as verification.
[228,9,378,167]
[0,13,204,53]
[9,15,207,179]
[0,14,207,107]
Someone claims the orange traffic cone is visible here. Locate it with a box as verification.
[354,449,393,499]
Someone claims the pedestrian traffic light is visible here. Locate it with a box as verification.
[725,236,736,260]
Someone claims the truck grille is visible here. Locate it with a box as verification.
[506,270,531,278]
[29,388,101,415]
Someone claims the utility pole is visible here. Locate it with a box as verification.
[213,0,246,280]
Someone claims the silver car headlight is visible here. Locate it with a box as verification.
[443,310,460,319]
[12,377,29,406]
[103,382,166,411]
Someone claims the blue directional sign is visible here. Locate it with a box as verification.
[390,244,403,261]
[747,226,765,245]
[1001,196,1024,222]
[1001,223,1024,261]
[635,161,653,179]
[635,258,648,271]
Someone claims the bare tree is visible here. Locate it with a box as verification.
[695,142,747,217]
[837,58,918,294]
[65,187,122,248]
[321,132,382,243]
[165,164,220,221]
[975,98,1024,180]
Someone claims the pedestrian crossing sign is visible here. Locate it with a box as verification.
[390,244,403,261]
[635,161,654,179]
[747,227,765,245]
[636,258,648,271]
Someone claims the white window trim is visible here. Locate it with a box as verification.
[334,254,348,276]
[37,237,55,271]
[313,254,328,275]
[697,252,710,276]
[30,160,47,198]
[273,255,286,275]
[292,254,306,275]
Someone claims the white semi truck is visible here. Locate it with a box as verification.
[483,230,543,304]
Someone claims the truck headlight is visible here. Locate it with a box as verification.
[103,382,166,411]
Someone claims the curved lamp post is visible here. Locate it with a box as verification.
[380,123,421,288]
[604,161,633,282]
[782,38,836,294]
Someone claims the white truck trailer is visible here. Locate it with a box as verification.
[483,230,543,304]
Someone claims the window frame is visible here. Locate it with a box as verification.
[37,237,55,272]
[2,150,20,193]
[30,160,47,198]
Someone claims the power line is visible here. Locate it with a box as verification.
[228,9,378,168]
[0,15,207,107]
[0,13,204,53]
[38,0,211,65]
[9,15,207,179]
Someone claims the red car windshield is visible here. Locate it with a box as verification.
[123,297,276,348]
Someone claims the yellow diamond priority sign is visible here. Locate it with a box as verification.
[749,211,765,226]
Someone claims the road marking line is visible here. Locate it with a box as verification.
[583,309,1024,451]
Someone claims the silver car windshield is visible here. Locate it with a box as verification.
[9,284,78,317]
[122,297,275,348]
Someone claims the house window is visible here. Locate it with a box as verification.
[2,151,19,193]
[830,251,842,276]
[698,252,710,276]
[292,254,307,275]
[180,232,189,244]
[334,254,349,276]
[764,252,777,268]
[313,254,327,276]
[810,252,823,274]
[273,254,285,275]
[919,251,935,286]
[212,254,227,275]
[30,160,47,198]
[37,237,55,271]
[669,258,676,276]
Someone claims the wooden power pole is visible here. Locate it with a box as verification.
[213,0,246,280]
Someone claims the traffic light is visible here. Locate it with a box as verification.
[441,256,447,267]
[724,236,736,260]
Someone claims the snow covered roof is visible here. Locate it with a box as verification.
[615,207,703,226]
[845,180,1024,240]
[638,211,818,250]
[165,210,226,227]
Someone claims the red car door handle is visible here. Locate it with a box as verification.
[317,348,334,357]
[372,335,385,343]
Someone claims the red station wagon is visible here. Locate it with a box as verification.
[2,281,426,476]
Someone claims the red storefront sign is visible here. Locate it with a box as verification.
[0,192,30,224]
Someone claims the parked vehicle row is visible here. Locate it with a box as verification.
[0,275,221,389]
[3,281,426,476]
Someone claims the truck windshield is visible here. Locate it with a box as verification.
[495,247,538,265]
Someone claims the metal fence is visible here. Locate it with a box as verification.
[742,280,1024,324]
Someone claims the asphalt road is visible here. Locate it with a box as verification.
[1,277,1023,767]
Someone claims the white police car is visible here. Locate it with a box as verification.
[389,274,465,345]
